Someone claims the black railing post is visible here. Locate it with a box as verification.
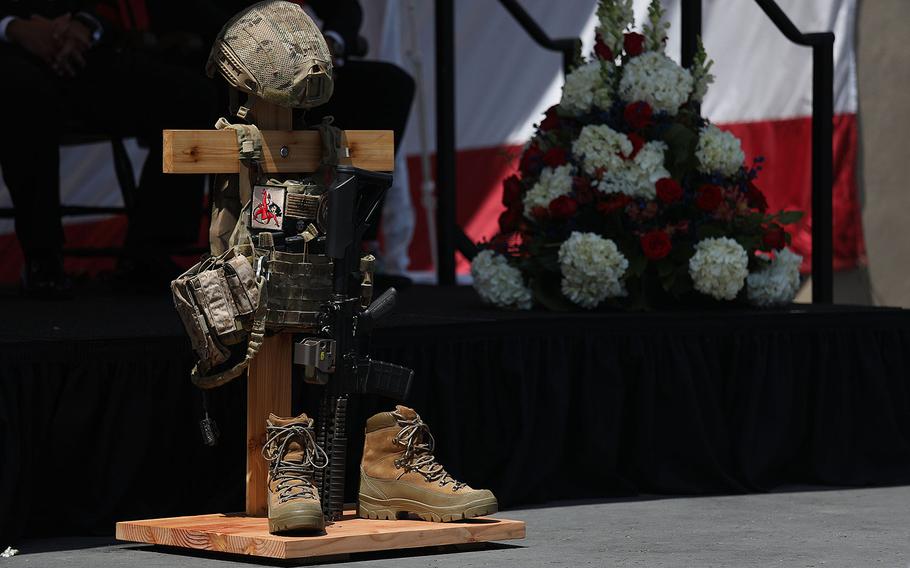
[718,0,836,304]
[811,38,835,303]
[435,0,457,285]
[680,0,702,68]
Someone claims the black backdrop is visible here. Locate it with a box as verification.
[2,287,910,544]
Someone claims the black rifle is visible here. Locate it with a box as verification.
[293,166,414,521]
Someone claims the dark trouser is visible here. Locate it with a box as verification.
[302,60,415,241]
[0,45,217,262]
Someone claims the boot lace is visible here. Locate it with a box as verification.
[391,410,465,490]
[262,422,328,503]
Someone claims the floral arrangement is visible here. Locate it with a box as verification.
[472,0,804,311]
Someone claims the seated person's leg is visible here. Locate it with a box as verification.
[303,61,416,245]
[0,48,67,294]
[80,49,218,279]
[303,60,416,154]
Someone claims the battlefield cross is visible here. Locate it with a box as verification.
[162,96,394,516]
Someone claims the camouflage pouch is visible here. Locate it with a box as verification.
[171,246,266,389]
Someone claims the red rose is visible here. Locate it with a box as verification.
[624,32,645,57]
[543,147,568,168]
[530,206,549,220]
[596,193,632,215]
[747,182,768,212]
[696,184,723,211]
[498,207,522,233]
[548,195,578,219]
[520,144,544,176]
[656,178,683,204]
[763,226,787,250]
[502,174,522,207]
[594,36,614,61]
[540,105,560,131]
[640,230,672,260]
[624,101,653,130]
[574,176,594,204]
[624,132,645,160]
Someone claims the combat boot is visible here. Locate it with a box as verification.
[358,405,498,522]
[262,413,327,533]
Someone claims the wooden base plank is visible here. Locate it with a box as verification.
[116,512,525,560]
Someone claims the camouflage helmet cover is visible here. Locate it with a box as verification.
[207,0,334,109]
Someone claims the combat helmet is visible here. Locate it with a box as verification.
[207,0,334,110]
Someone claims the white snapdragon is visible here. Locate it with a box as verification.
[558,232,629,308]
[618,52,693,115]
[573,124,631,175]
[688,237,749,301]
[560,61,613,116]
[695,124,745,176]
[471,250,533,310]
[746,248,803,306]
[596,0,634,57]
[522,164,574,218]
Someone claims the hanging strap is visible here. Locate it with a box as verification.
[315,116,344,166]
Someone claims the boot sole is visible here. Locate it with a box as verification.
[268,511,325,534]
[357,493,498,522]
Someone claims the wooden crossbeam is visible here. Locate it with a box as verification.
[163,129,394,174]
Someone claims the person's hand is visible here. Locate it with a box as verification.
[5,14,66,64]
[52,20,93,77]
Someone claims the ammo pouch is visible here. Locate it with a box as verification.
[171,247,266,389]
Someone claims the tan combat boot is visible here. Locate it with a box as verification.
[358,405,498,522]
[262,413,327,533]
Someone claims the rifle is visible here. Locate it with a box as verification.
[292,166,414,520]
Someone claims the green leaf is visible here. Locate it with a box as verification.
[660,123,699,178]
[696,223,725,240]
[627,253,648,277]
[774,210,804,225]
[669,268,693,297]
[530,276,576,312]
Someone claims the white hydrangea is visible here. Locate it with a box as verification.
[593,140,669,200]
[618,51,693,115]
[522,164,574,217]
[558,232,629,308]
[747,248,803,306]
[625,140,669,199]
[560,61,613,116]
[471,250,533,310]
[573,124,631,176]
[688,237,749,301]
[695,124,745,176]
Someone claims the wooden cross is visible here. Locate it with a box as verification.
[163,96,394,516]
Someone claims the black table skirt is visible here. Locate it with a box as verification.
[2,286,909,542]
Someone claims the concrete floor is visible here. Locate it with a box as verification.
[4,486,909,567]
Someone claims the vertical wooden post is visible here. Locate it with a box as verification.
[245,97,294,517]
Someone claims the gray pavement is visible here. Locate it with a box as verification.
[3,487,910,567]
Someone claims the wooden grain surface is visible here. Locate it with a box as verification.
[244,100,295,518]
[116,512,526,560]
[162,129,394,174]
[246,334,293,516]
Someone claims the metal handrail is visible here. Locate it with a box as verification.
[433,0,581,284]
[682,0,835,303]
[496,0,581,73]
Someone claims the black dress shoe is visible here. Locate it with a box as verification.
[21,257,73,300]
